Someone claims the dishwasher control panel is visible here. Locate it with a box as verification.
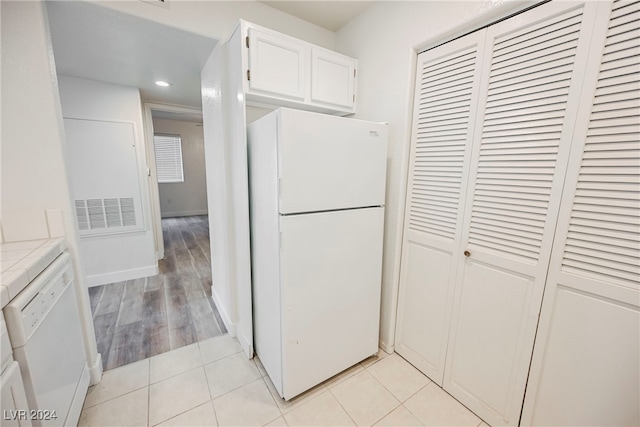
[4,252,73,347]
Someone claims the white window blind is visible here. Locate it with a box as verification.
[154,133,184,183]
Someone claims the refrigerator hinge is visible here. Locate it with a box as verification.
[246,36,250,48]
[247,70,251,81]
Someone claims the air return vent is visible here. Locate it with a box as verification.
[64,118,145,237]
[75,198,137,232]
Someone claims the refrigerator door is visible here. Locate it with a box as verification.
[279,207,384,399]
[277,108,387,214]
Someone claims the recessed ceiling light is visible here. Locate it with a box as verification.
[155,80,171,87]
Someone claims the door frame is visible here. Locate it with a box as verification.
[142,102,204,260]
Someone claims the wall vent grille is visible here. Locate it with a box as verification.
[75,198,137,232]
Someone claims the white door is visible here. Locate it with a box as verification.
[279,207,384,399]
[310,48,356,110]
[443,3,600,425]
[522,1,640,425]
[394,30,487,385]
[247,28,306,100]
[277,109,387,214]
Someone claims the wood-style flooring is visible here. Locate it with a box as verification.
[88,215,227,371]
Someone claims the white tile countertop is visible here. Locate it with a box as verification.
[0,238,67,309]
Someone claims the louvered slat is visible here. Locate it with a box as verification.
[562,0,640,294]
[75,200,89,231]
[87,198,106,229]
[468,7,585,262]
[408,46,478,239]
[121,198,137,227]
[104,198,122,228]
[565,230,638,252]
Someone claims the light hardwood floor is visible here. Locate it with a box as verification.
[88,216,226,370]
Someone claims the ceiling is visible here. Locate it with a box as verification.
[46,1,372,111]
[47,1,217,109]
[259,1,373,32]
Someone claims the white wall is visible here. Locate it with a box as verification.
[201,42,236,338]
[0,0,101,383]
[152,118,208,218]
[336,0,537,351]
[58,76,158,286]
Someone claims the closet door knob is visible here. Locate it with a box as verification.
[464,250,471,257]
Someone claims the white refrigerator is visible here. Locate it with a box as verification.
[248,108,388,400]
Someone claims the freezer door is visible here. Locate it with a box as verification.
[279,207,384,399]
[278,109,387,214]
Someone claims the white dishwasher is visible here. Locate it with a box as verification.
[4,252,89,427]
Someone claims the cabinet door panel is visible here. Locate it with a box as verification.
[444,2,599,425]
[447,260,534,418]
[248,28,306,100]
[395,238,452,379]
[0,362,32,427]
[311,49,355,109]
[395,30,486,385]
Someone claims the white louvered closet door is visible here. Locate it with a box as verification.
[395,31,486,385]
[442,2,600,426]
[521,1,640,425]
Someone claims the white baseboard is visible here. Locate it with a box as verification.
[236,327,254,358]
[88,353,103,385]
[379,340,395,354]
[160,209,208,218]
[86,265,159,287]
[211,288,235,336]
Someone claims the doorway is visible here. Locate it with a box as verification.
[87,104,227,370]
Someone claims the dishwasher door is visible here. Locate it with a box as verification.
[5,253,87,427]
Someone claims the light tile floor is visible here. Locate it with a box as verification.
[80,334,488,426]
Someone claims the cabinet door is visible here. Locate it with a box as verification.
[443,2,599,426]
[395,30,486,385]
[310,48,356,110]
[1,361,32,427]
[247,28,306,100]
[521,1,640,425]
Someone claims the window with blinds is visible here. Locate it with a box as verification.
[154,134,184,183]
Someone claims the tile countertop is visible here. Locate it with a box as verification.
[0,238,67,309]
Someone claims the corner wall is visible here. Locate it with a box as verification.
[0,0,101,383]
[57,76,158,286]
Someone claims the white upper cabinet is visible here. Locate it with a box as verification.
[310,48,356,109]
[247,28,306,100]
[240,21,357,115]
